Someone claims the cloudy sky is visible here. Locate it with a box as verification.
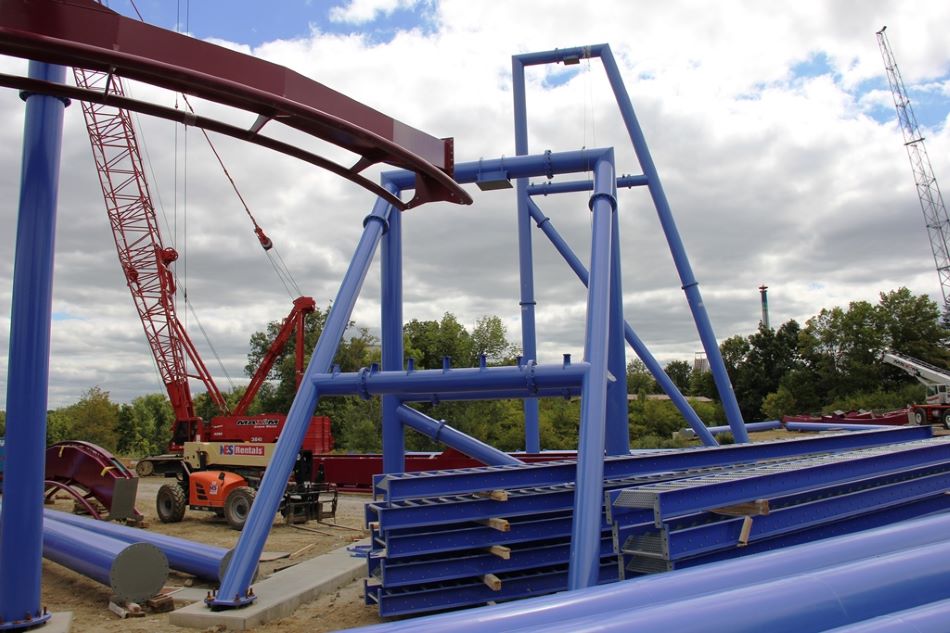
[2,0,949,409]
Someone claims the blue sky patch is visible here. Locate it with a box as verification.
[107,0,434,47]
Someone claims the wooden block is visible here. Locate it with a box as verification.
[475,490,509,501]
[368,521,380,531]
[712,499,770,517]
[482,573,502,591]
[477,518,510,532]
[486,545,511,559]
[108,600,143,618]
[737,515,754,547]
[146,594,175,613]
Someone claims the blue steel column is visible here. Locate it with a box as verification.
[525,198,717,446]
[0,62,68,631]
[597,46,748,443]
[604,182,629,455]
[568,152,615,590]
[511,55,541,452]
[211,196,394,608]
[380,181,404,475]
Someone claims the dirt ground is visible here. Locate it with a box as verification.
[41,478,384,633]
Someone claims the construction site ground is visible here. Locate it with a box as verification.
[41,478,382,632]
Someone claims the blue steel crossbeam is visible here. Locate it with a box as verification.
[376,426,931,502]
[611,436,950,526]
[619,465,950,562]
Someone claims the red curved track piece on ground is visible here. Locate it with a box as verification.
[0,0,471,209]
[44,440,142,522]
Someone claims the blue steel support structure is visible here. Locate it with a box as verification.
[511,54,541,452]
[380,180,405,475]
[569,153,616,589]
[605,175,629,455]
[511,45,746,443]
[525,197,717,447]
[212,195,396,607]
[396,405,522,466]
[595,45,748,442]
[0,61,67,631]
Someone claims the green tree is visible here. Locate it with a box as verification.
[48,387,120,451]
[626,359,656,394]
[470,315,519,365]
[404,313,473,369]
[664,360,692,393]
[117,393,174,456]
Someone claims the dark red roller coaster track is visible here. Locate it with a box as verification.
[0,0,471,210]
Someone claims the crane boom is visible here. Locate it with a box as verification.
[74,66,315,451]
[72,66,226,424]
[876,26,950,310]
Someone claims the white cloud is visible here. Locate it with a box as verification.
[329,0,427,24]
[2,0,950,409]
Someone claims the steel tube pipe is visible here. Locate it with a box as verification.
[312,362,589,396]
[507,539,950,633]
[527,174,649,196]
[512,54,541,452]
[568,153,615,590]
[397,406,522,466]
[380,180,405,475]
[821,598,950,632]
[344,511,950,633]
[384,148,613,190]
[44,509,228,581]
[214,196,394,608]
[597,45,748,442]
[785,422,889,432]
[42,519,168,604]
[680,420,782,437]
[604,190,630,455]
[0,60,67,631]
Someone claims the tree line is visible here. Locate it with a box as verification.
[2,287,945,455]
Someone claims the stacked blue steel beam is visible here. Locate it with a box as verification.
[364,427,936,617]
[611,436,950,576]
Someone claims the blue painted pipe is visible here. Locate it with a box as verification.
[821,598,950,632]
[595,45,748,443]
[42,518,168,603]
[525,197,716,446]
[344,511,950,633]
[507,538,950,633]
[0,61,68,630]
[568,153,615,590]
[527,174,649,196]
[384,148,613,190]
[680,420,782,437]
[512,54,541,452]
[44,508,229,581]
[312,362,589,396]
[381,180,405,475]
[785,422,891,432]
[214,195,395,607]
[604,187,630,456]
[396,406,522,466]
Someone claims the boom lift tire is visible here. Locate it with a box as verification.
[914,409,925,425]
[943,411,950,430]
[224,486,256,531]
[156,483,187,523]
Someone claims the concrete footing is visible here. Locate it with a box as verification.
[169,540,367,630]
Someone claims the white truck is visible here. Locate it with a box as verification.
[882,351,950,428]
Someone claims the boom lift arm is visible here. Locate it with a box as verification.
[882,351,950,392]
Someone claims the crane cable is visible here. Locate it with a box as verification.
[180,94,304,300]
